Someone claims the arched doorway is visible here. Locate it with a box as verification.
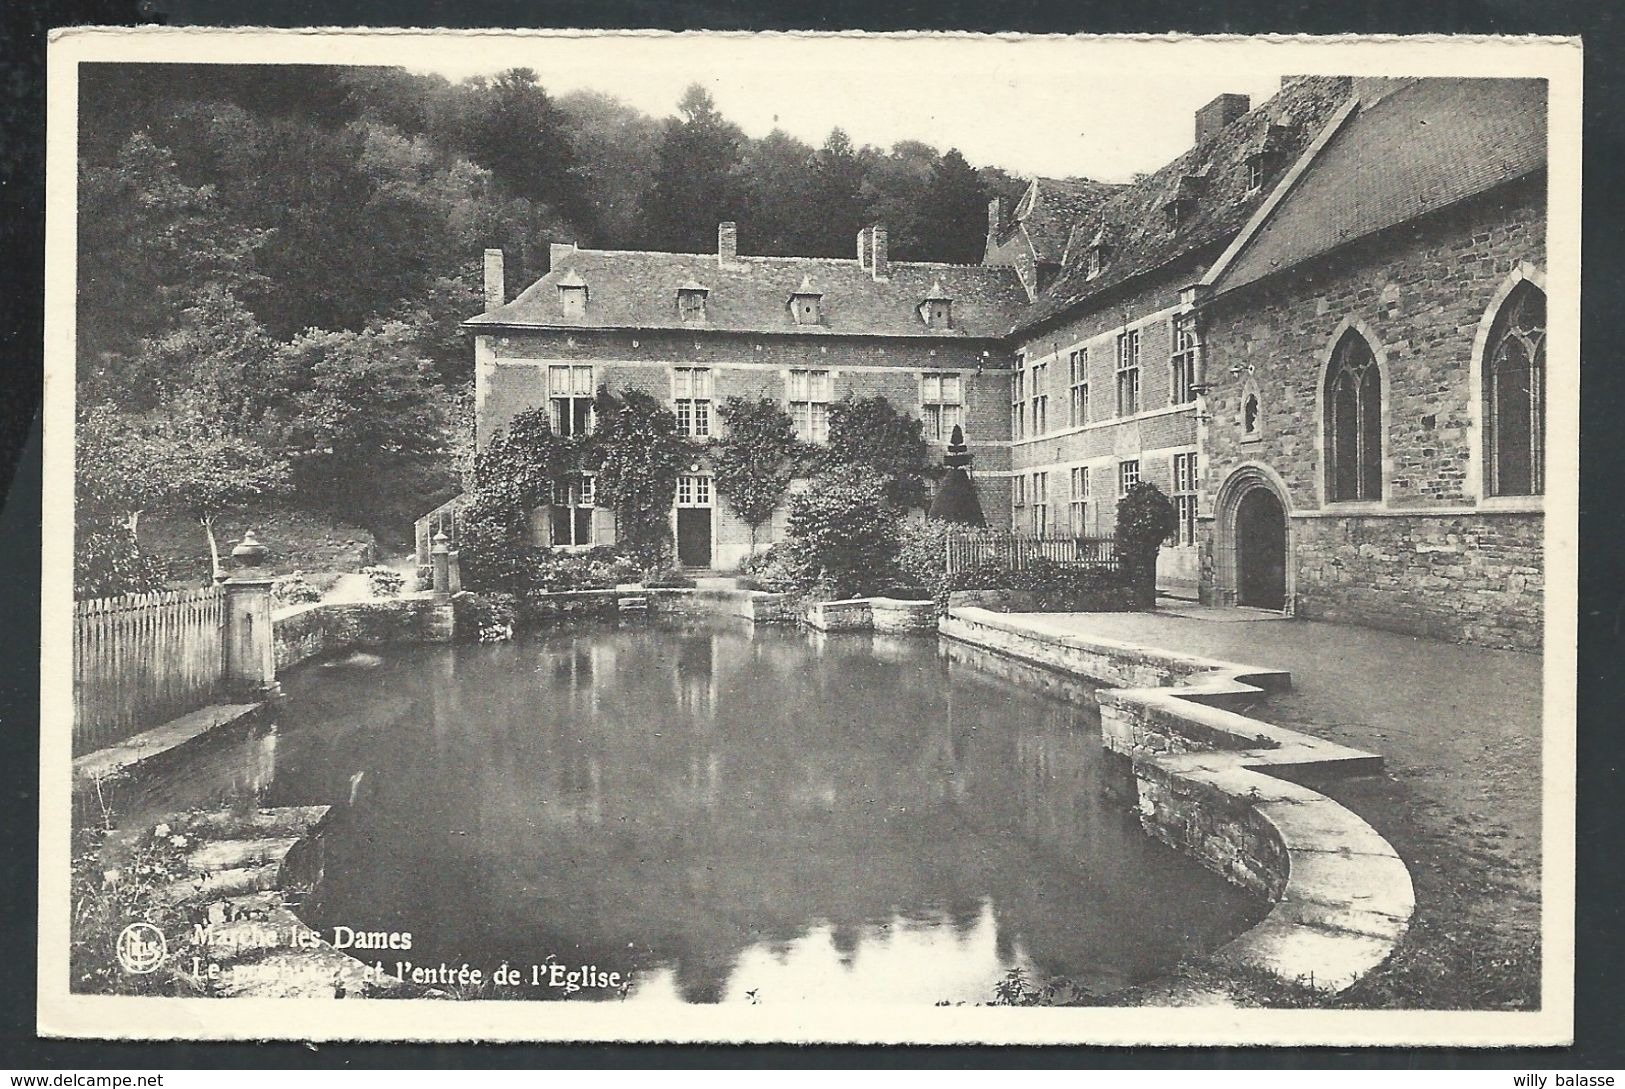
[1235,488,1286,610]
[1212,463,1295,614]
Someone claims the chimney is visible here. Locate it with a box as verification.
[856,226,872,270]
[871,224,889,281]
[483,248,505,312]
[718,221,738,266]
[1194,92,1251,145]
[986,197,1002,251]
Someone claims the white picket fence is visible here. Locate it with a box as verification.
[72,585,226,755]
[943,530,1119,576]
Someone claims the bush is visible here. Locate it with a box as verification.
[895,518,952,598]
[272,570,321,605]
[784,466,898,598]
[362,565,406,598]
[533,547,641,592]
[940,558,1136,613]
[451,590,516,643]
[642,567,697,589]
[1115,482,1177,606]
[737,544,803,593]
[75,522,166,600]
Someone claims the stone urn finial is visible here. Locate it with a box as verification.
[230,529,268,569]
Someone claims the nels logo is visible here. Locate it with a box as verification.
[116,922,167,974]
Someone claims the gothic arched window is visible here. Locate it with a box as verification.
[1325,330,1382,502]
[1485,282,1546,496]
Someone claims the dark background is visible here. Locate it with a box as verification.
[2,0,1620,1070]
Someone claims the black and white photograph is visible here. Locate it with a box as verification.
[37,28,1579,1046]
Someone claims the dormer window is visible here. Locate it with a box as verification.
[1246,155,1267,193]
[556,269,588,318]
[677,280,709,323]
[1164,198,1192,232]
[918,280,953,329]
[1086,246,1108,280]
[789,275,823,326]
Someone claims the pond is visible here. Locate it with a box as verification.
[253,620,1263,1004]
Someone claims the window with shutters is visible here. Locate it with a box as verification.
[547,474,597,547]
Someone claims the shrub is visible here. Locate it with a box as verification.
[784,466,898,598]
[737,543,804,593]
[362,565,406,597]
[642,567,698,589]
[533,547,641,592]
[940,558,1136,613]
[895,518,952,598]
[75,522,166,600]
[1115,482,1177,606]
[272,570,321,605]
[821,395,935,511]
[451,590,516,643]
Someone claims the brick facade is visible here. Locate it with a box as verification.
[1008,258,1208,594]
[1196,175,1546,649]
[476,327,1013,569]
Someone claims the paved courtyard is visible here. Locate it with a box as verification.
[1000,603,1545,1007]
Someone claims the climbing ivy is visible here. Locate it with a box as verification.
[590,387,694,566]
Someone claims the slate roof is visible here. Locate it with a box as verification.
[998,176,1121,264]
[1012,76,1353,335]
[466,249,1029,339]
[1210,78,1548,296]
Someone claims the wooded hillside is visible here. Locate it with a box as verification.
[74,63,1032,594]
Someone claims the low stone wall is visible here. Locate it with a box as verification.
[521,589,621,623]
[273,594,454,672]
[804,596,935,633]
[940,606,1412,995]
[944,584,1141,614]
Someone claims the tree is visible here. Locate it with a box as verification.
[454,68,582,224]
[1115,481,1178,606]
[806,127,866,256]
[822,395,934,511]
[76,399,292,582]
[590,388,694,566]
[713,397,806,554]
[732,129,817,256]
[785,466,898,598]
[556,89,662,249]
[646,85,743,253]
[924,148,991,265]
[276,322,450,534]
[859,140,939,261]
[77,133,268,368]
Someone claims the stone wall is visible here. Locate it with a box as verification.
[1293,511,1543,649]
[1198,175,1547,648]
[273,595,455,672]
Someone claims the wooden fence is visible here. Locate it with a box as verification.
[944,530,1118,576]
[73,586,226,755]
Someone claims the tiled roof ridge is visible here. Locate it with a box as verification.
[1011,75,1354,334]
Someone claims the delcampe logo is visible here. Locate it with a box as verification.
[115,922,166,974]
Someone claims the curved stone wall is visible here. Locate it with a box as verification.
[939,607,1414,996]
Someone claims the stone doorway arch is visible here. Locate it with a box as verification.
[1213,463,1295,614]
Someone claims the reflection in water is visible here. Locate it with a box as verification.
[262,620,1263,1004]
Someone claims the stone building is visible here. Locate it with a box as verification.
[464,223,1026,569]
[1187,77,1547,648]
[999,77,1352,597]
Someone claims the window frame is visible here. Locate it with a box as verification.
[1117,458,1140,498]
[673,366,714,439]
[1484,282,1546,498]
[547,364,596,436]
[920,372,964,443]
[1069,466,1090,535]
[788,368,832,444]
[546,473,598,548]
[1324,330,1384,504]
[1171,451,1198,546]
[1171,314,1200,405]
[1115,328,1141,417]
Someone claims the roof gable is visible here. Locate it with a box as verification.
[1208,78,1548,296]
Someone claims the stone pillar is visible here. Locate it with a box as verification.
[431,531,451,596]
[224,530,282,701]
[447,550,462,594]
